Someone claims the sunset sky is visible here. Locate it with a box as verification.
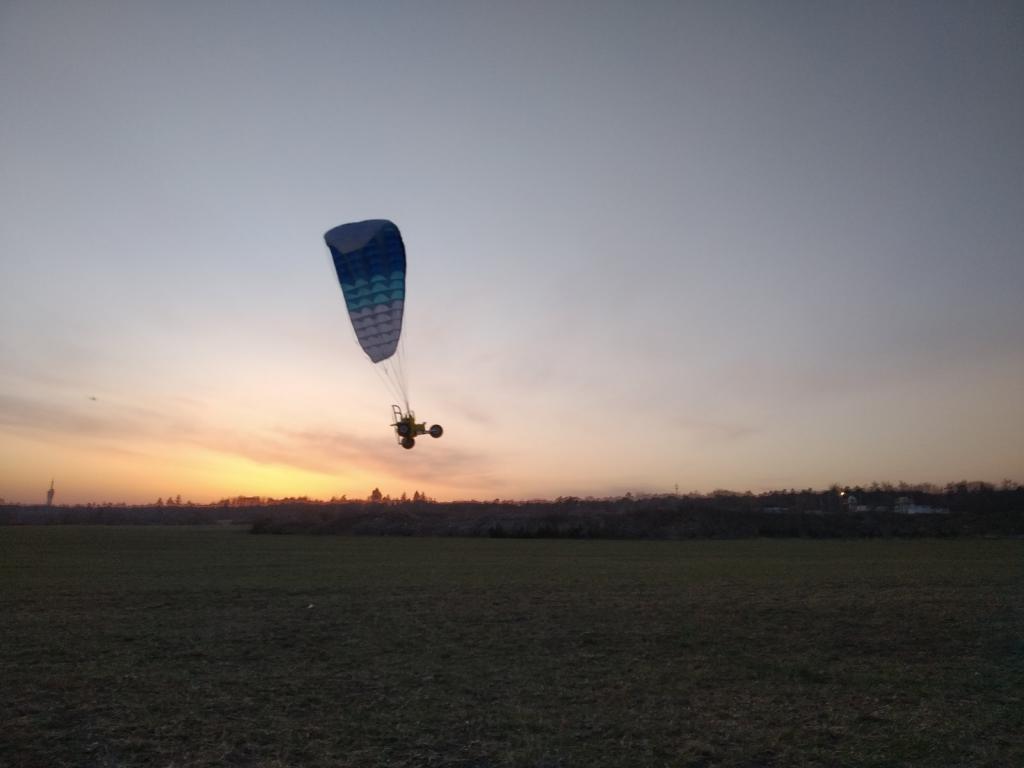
[2,2,1022,504]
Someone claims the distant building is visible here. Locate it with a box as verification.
[46,479,55,507]
[224,496,264,507]
[894,496,949,515]
[845,494,871,513]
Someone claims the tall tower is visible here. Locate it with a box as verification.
[46,479,55,507]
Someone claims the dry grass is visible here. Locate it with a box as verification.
[1,527,1021,767]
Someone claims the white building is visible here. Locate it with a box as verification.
[894,496,948,515]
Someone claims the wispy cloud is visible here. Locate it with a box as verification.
[438,392,494,426]
[0,393,160,439]
[0,392,502,492]
[671,414,759,443]
[262,428,503,488]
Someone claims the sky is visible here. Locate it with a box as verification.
[1,1,1022,504]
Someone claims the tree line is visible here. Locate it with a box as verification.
[2,482,1021,538]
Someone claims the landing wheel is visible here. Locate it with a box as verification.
[429,424,443,438]
[401,436,415,449]
[397,422,411,437]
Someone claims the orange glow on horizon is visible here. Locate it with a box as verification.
[0,433,453,505]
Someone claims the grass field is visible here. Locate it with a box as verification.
[1,527,1021,767]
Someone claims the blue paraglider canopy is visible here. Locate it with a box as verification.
[324,219,406,364]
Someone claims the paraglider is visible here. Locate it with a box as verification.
[324,219,443,449]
